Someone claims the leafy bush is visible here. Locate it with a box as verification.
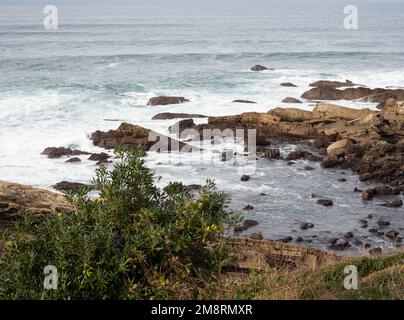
[0,148,232,300]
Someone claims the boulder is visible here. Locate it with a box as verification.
[326,139,354,157]
[147,96,190,106]
[250,65,270,72]
[249,231,264,240]
[316,199,334,206]
[300,222,314,230]
[268,107,313,122]
[385,230,399,240]
[65,157,81,163]
[286,149,322,161]
[240,175,250,182]
[88,153,110,163]
[41,147,89,159]
[52,181,94,193]
[234,219,259,232]
[151,112,207,120]
[282,97,302,103]
[169,119,195,135]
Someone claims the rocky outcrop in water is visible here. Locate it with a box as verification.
[91,122,194,152]
[41,147,90,159]
[302,86,404,106]
[147,96,190,106]
[309,79,357,88]
[151,112,207,120]
[250,64,271,72]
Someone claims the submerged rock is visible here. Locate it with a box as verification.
[240,175,250,182]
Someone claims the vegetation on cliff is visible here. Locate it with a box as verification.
[0,148,233,299]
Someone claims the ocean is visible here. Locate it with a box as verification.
[0,1,403,253]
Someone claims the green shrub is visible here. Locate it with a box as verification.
[0,148,232,300]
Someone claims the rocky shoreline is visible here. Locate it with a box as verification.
[1,76,403,258]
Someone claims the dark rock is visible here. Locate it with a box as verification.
[232,99,257,104]
[300,222,314,230]
[338,178,347,182]
[151,112,207,120]
[240,175,250,182]
[367,214,374,219]
[147,96,190,106]
[88,153,110,162]
[52,181,93,193]
[286,149,322,161]
[249,231,263,240]
[295,236,304,242]
[184,184,202,192]
[377,219,390,227]
[250,64,270,72]
[385,230,399,240]
[243,205,254,211]
[282,97,302,103]
[320,155,339,168]
[368,228,379,234]
[234,219,259,232]
[280,82,297,87]
[65,157,81,163]
[329,239,351,251]
[361,190,374,201]
[316,199,334,206]
[277,236,293,243]
[304,165,315,171]
[344,232,354,239]
[42,147,89,159]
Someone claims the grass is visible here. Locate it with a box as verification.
[197,251,404,300]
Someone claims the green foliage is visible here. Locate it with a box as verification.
[0,148,232,300]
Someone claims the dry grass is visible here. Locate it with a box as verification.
[192,251,404,300]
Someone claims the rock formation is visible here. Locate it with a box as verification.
[147,96,190,106]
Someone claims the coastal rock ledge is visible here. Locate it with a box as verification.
[0,180,341,271]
